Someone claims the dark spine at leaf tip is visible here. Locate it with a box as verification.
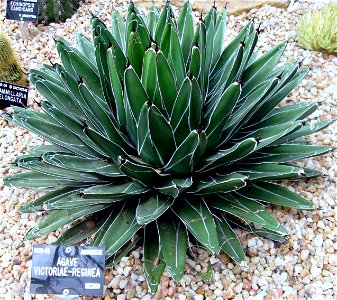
[78,76,84,85]
[213,1,217,10]
[90,11,98,19]
[125,59,131,69]
[82,120,88,129]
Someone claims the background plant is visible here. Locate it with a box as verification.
[4,1,332,293]
[0,32,27,86]
[297,2,337,54]
[38,0,83,24]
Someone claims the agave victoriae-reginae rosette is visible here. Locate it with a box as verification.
[4,0,332,292]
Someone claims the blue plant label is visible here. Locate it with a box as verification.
[31,245,105,296]
[0,81,28,109]
[6,0,39,22]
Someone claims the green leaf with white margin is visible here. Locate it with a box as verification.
[209,193,288,235]
[155,177,193,198]
[236,181,313,209]
[191,173,247,195]
[177,0,194,64]
[170,77,192,145]
[111,10,126,53]
[137,102,163,167]
[155,1,172,42]
[4,172,83,188]
[43,192,128,210]
[15,156,105,183]
[211,20,252,79]
[156,50,178,116]
[119,158,168,186]
[250,68,309,123]
[56,211,109,245]
[136,195,174,225]
[19,187,82,213]
[234,121,303,151]
[8,111,101,159]
[41,153,125,177]
[76,33,96,66]
[84,127,135,164]
[92,19,126,78]
[211,8,227,69]
[143,223,166,294]
[271,119,333,145]
[107,48,126,129]
[241,42,287,97]
[214,215,246,266]
[165,130,206,174]
[244,144,332,163]
[127,30,145,78]
[82,182,148,200]
[158,219,187,281]
[146,2,160,38]
[244,102,318,130]
[237,163,307,181]
[199,138,258,173]
[149,104,176,165]
[26,204,107,239]
[27,145,69,156]
[222,78,279,143]
[92,205,141,258]
[124,64,149,121]
[227,219,286,243]
[94,36,115,113]
[58,38,105,100]
[188,45,201,79]
[169,24,186,87]
[40,101,107,157]
[205,82,241,149]
[208,45,243,103]
[142,48,159,104]
[106,237,141,268]
[173,197,220,254]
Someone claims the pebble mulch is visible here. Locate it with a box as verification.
[0,0,336,299]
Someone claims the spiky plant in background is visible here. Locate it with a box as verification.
[297,2,337,54]
[0,32,27,86]
[38,0,82,24]
[4,1,332,292]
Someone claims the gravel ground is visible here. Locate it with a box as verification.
[0,0,336,299]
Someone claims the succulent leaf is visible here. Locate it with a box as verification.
[5,1,332,293]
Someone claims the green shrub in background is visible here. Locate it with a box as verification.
[0,32,27,86]
[4,1,332,293]
[38,0,82,24]
[297,2,337,53]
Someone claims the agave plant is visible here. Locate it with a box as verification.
[4,1,332,293]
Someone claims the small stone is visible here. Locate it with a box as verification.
[223,287,235,299]
[272,273,285,285]
[301,249,310,260]
[258,278,269,287]
[210,256,219,265]
[119,279,128,289]
[123,266,132,277]
[310,265,321,277]
[313,235,324,247]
